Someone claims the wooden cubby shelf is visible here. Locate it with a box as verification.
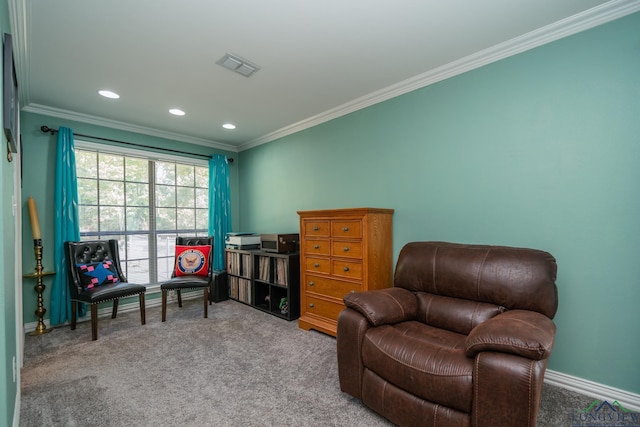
[226,249,300,321]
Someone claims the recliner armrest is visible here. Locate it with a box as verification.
[465,310,556,360]
[343,288,417,326]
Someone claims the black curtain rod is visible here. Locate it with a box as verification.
[40,125,234,163]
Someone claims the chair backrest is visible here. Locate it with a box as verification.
[171,236,213,279]
[65,240,127,298]
[394,242,558,334]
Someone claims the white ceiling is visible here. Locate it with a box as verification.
[9,0,638,152]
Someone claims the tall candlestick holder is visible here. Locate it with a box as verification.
[23,239,54,336]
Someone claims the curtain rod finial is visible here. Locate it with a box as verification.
[40,125,55,135]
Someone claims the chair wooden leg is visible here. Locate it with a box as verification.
[91,304,99,341]
[177,290,183,307]
[204,287,209,318]
[139,293,146,325]
[161,290,167,322]
[71,301,77,330]
[112,298,119,319]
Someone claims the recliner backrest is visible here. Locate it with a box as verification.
[394,242,558,333]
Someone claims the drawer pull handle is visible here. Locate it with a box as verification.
[313,226,319,231]
[343,247,349,252]
[309,303,315,308]
[343,227,349,232]
[343,266,350,272]
[314,245,320,249]
[309,281,315,286]
[314,263,320,267]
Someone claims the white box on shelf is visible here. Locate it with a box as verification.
[225,232,261,249]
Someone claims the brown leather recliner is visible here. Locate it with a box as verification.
[337,241,558,427]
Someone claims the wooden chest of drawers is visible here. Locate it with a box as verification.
[297,208,394,336]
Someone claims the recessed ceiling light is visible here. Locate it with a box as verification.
[222,123,236,130]
[169,108,186,116]
[98,90,120,99]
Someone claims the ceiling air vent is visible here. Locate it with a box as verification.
[217,53,260,77]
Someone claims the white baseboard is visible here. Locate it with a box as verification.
[23,288,200,332]
[545,369,640,412]
[24,295,640,413]
[13,387,20,427]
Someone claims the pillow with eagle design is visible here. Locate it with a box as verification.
[174,245,211,277]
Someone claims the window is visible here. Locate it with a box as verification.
[75,142,209,285]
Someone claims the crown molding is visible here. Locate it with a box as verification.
[239,0,640,152]
[12,0,640,153]
[22,104,239,152]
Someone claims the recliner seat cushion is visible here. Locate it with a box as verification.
[362,322,473,413]
[392,320,467,350]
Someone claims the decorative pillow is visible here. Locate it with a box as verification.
[174,245,211,277]
[77,260,120,290]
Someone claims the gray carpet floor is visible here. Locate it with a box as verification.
[20,297,594,426]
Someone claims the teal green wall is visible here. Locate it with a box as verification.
[19,111,241,324]
[1,0,17,424]
[0,138,16,427]
[239,13,640,394]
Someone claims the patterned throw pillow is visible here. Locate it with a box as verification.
[77,260,120,290]
[174,245,211,277]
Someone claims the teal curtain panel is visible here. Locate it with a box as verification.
[208,154,232,271]
[50,127,83,325]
